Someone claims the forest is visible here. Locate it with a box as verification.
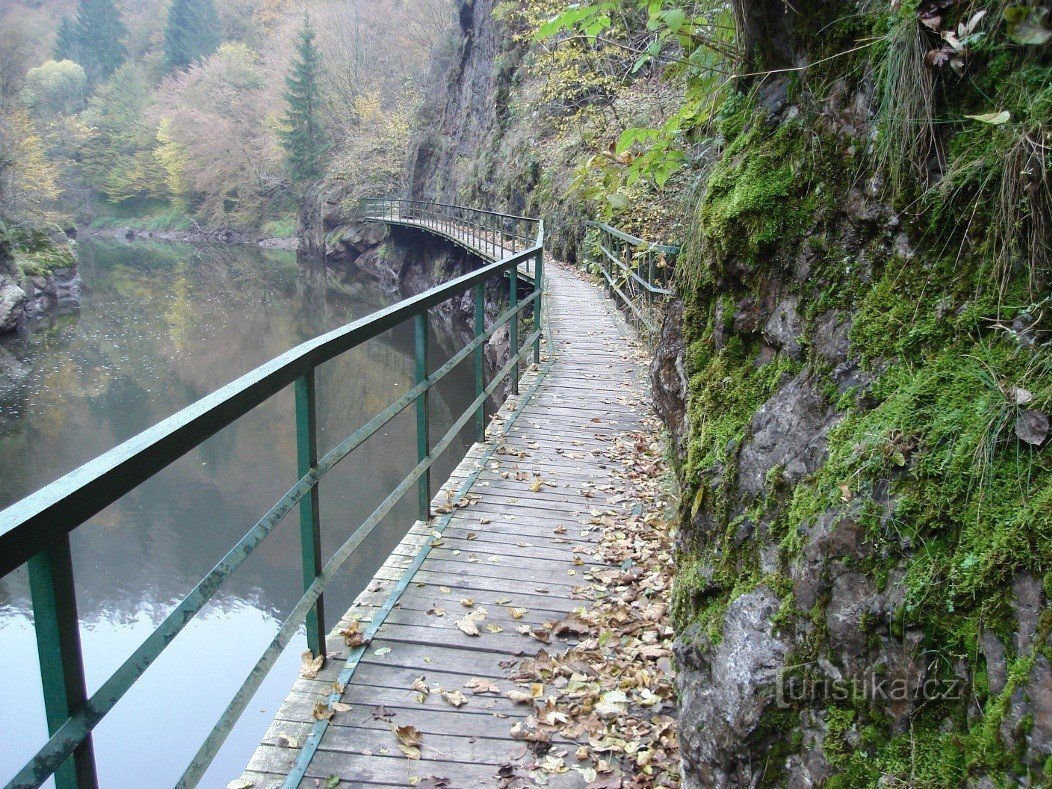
[0,0,449,249]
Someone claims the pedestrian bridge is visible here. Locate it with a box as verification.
[0,199,675,788]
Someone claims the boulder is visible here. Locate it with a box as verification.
[0,284,26,333]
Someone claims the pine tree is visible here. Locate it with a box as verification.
[163,0,221,72]
[279,14,327,182]
[73,0,128,83]
[54,17,81,63]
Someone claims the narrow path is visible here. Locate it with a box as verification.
[237,256,649,787]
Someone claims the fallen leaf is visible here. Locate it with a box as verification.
[276,733,299,749]
[312,702,334,721]
[460,597,475,607]
[506,689,533,704]
[464,677,500,694]
[965,110,1011,125]
[394,724,422,759]
[339,622,364,648]
[442,690,468,707]
[332,702,352,713]
[411,677,430,698]
[509,607,528,620]
[299,650,324,679]
[227,778,253,789]
[1016,409,1049,446]
[373,646,391,656]
[553,613,592,636]
[371,705,394,721]
[455,607,487,636]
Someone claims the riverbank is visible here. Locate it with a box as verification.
[0,230,82,335]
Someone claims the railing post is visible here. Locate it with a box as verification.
[414,313,431,521]
[473,282,486,442]
[28,536,99,789]
[295,371,326,660]
[533,249,544,364]
[509,267,519,395]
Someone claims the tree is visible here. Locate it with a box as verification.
[154,43,280,225]
[22,61,87,118]
[81,65,166,203]
[0,107,63,223]
[279,13,327,182]
[54,17,80,64]
[73,0,128,84]
[164,0,221,72]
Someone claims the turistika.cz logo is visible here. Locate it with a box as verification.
[773,662,965,708]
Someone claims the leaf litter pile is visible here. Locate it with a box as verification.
[394,415,680,787]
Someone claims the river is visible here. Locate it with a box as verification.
[0,239,476,787]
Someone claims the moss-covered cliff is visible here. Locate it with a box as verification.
[659,2,1050,785]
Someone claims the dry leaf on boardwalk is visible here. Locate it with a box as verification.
[441,689,468,707]
[503,417,680,786]
[393,724,422,759]
[299,650,324,679]
[464,677,500,694]
[454,606,487,636]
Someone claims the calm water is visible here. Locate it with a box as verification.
[0,239,475,787]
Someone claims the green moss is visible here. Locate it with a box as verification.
[695,113,818,277]
[260,217,297,239]
[14,244,76,277]
[684,337,800,485]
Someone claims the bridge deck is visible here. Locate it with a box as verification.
[238,249,647,787]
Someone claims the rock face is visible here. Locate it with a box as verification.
[650,3,1050,783]
[676,587,789,787]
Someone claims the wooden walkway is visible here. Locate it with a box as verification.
[238,251,649,786]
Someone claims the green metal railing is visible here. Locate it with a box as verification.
[0,201,543,788]
[586,221,678,335]
[360,197,541,280]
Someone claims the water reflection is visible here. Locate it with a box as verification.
[0,239,475,787]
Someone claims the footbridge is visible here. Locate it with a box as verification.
[0,199,677,789]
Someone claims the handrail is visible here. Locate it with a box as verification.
[586,220,680,256]
[585,220,678,336]
[1,201,544,788]
[360,197,543,273]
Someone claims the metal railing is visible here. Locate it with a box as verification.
[586,221,678,336]
[0,202,544,788]
[360,197,542,278]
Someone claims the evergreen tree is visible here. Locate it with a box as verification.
[279,14,327,182]
[54,17,80,64]
[163,0,221,72]
[73,0,127,83]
